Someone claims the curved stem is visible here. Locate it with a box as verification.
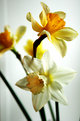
[33,34,47,57]
[0,71,32,121]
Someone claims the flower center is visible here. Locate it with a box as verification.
[27,73,44,95]
[44,13,65,34]
[0,30,12,48]
[45,72,54,86]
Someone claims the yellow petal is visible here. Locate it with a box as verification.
[26,12,32,22]
[54,11,66,19]
[24,39,46,59]
[36,42,46,59]
[41,2,50,15]
[26,12,43,32]
[15,26,26,43]
[24,39,33,56]
[54,27,78,41]
[51,35,67,57]
[39,10,48,27]
[31,16,43,32]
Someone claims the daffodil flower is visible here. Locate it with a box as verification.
[0,25,26,56]
[16,52,76,111]
[26,2,78,57]
[24,39,46,59]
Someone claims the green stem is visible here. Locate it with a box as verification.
[55,102,60,121]
[48,101,56,121]
[11,48,27,74]
[0,71,32,121]
[39,108,47,121]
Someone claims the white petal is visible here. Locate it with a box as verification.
[49,86,68,105]
[53,68,76,85]
[41,51,50,72]
[41,51,56,73]
[41,51,57,74]
[15,26,26,43]
[54,11,66,19]
[41,2,50,15]
[0,47,12,56]
[23,55,43,74]
[54,27,78,41]
[32,88,50,111]
[16,77,29,91]
[51,81,63,90]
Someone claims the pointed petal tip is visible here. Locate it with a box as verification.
[26,12,32,22]
[15,81,20,87]
[40,2,50,15]
[40,2,45,6]
[54,11,66,19]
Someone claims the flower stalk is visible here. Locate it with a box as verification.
[0,70,32,121]
[55,102,60,121]
[11,48,28,74]
[48,101,56,121]
[33,34,47,57]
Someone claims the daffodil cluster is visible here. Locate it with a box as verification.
[0,2,78,112]
[12,2,78,111]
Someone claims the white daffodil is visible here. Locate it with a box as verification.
[16,52,76,111]
[0,25,26,56]
[26,2,78,57]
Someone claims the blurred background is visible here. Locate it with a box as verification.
[0,0,80,121]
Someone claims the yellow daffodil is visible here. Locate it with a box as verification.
[16,52,76,111]
[26,2,78,57]
[24,39,46,59]
[0,25,26,56]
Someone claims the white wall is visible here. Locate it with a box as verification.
[0,0,80,121]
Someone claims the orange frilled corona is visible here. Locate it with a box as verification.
[0,30,12,49]
[27,73,44,95]
[44,13,65,34]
